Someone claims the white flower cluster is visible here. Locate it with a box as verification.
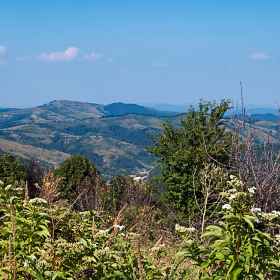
[175,224,196,233]
[0,180,3,186]
[248,187,256,194]
[150,243,166,252]
[275,234,280,245]
[29,198,48,204]
[229,175,244,187]
[271,210,280,217]
[222,204,232,210]
[251,208,262,213]
[261,212,278,221]
[97,229,110,236]
[114,224,125,231]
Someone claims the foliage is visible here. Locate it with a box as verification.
[148,99,232,220]
[0,179,196,279]
[0,153,26,185]
[25,158,45,198]
[54,155,103,207]
[176,175,280,279]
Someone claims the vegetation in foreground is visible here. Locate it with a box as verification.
[1,99,280,279]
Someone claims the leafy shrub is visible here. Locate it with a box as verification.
[176,175,280,279]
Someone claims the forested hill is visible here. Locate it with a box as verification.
[0,100,179,177]
[0,100,279,178]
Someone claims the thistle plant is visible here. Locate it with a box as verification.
[176,175,280,280]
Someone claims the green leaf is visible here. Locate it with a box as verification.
[230,268,243,280]
[216,252,225,260]
[5,185,12,191]
[76,237,88,247]
[255,273,265,280]
[243,215,255,230]
[9,196,18,204]
[226,256,236,276]
[200,259,212,269]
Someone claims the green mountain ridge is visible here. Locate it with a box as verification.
[0,100,279,178]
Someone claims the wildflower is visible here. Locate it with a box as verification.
[175,224,195,233]
[98,229,110,234]
[275,235,280,245]
[27,255,37,261]
[228,188,237,194]
[0,180,3,185]
[150,243,166,251]
[251,208,262,213]
[222,204,231,210]
[272,210,280,217]
[186,239,194,245]
[186,227,196,232]
[229,194,236,200]
[114,224,125,231]
[23,261,28,268]
[261,212,278,221]
[29,198,47,204]
[248,187,256,194]
[229,175,235,180]
[104,246,109,251]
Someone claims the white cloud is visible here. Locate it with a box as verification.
[152,61,168,67]
[0,46,7,55]
[107,57,114,63]
[15,55,32,61]
[38,47,80,61]
[249,53,269,60]
[84,52,103,61]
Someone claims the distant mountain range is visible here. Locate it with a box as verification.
[0,100,279,178]
[141,102,280,116]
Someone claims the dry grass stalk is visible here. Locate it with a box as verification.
[9,208,17,279]
[128,223,138,232]
[153,235,164,248]
[106,204,127,247]
[115,204,127,225]
[137,240,143,280]
[13,258,17,280]
[35,171,64,204]
[24,181,29,203]
[8,236,12,275]
[92,216,96,237]
[38,248,53,262]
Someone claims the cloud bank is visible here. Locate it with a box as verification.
[38,47,80,61]
[84,52,103,61]
[249,53,269,60]
[0,46,7,54]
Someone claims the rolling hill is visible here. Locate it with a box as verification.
[0,100,279,178]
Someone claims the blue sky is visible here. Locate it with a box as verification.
[1,0,280,108]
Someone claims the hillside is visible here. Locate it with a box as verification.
[0,100,176,177]
[0,100,279,178]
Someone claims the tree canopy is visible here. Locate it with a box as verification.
[54,155,102,204]
[147,99,232,220]
[0,153,26,185]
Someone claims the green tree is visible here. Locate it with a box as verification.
[54,155,103,209]
[147,100,232,220]
[25,158,45,198]
[0,153,26,185]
